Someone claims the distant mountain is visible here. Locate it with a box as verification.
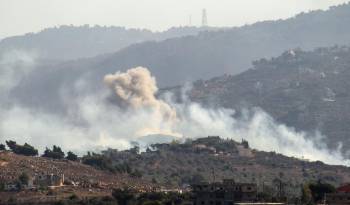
[7,2,350,104]
[90,3,350,86]
[183,46,350,152]
[0,25,215,60]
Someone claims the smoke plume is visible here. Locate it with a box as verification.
[0,54,349,166]
[103,67,178,136]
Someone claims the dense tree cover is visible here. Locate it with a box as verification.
[42,145,65,159]
[82,152,116,172]
[112,189,191,205]
[114,162,132,174]
[82,152,143,177]
[66,151,78,161]
[309,181,336,202]
[5,140,38,156]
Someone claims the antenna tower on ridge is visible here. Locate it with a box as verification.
[202,9,208,27]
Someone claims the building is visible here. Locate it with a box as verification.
[4,183,19,191]
[192,179,257,205]
[3,175,35,191]
[325,184,350,205]
[3,173,64,191]
[34,173,65,187]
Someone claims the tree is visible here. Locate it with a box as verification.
[6,141,38,156]
[66,151,78,161]
[6,140,16,150]
[82,152,116,172]
[129,145,140,155]
[301,184,313,205]
[112,188,135,205]
[19,172,29,185]
[17,172,30,190]
[301,181,335,204]
[0,180,5,191]
[241,139,249,149]
[42,145,65,159]
[53,146,65,158]
[309,181,335,203]
[0,143,6,151]
[143,201,161,205]
[130,169,143,178]
[22,143,38,156]
[189,173,205,184]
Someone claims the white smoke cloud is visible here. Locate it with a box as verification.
[0,50,37,97]
[103,67,178,137]
[0,57,349,166]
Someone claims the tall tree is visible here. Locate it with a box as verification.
[66,151,78,161]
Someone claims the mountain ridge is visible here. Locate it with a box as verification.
[0,25,217,60]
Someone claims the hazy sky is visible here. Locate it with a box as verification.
[0,0,349,39]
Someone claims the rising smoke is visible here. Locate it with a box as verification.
[0,52,349,165]
[104,67,178,137]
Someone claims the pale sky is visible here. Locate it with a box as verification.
[0,0,349,39]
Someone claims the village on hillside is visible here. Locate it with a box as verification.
[1,137,350,205]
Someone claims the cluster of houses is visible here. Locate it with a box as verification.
[325,184,350,205]
[191,179,257,205]
[191,179,350,205]
[2,172,64,191]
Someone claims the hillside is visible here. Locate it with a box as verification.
[102,136,350,198]
[181,46,350,152]
[1,137,350,201]
[0,25,214,60]
[0,151,152,190]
